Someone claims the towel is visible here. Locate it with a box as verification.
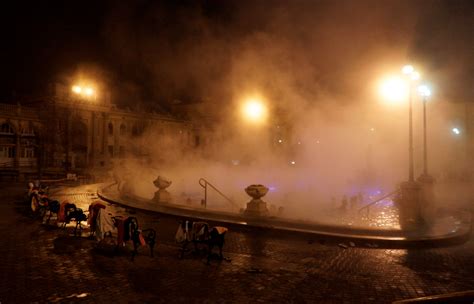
[213,226,228,235]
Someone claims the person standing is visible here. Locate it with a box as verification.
[340,195,348,213]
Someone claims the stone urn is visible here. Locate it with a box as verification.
[153,176,172,203]
[243,184,269,217]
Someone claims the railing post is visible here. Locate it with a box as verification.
[199,177,238,210]
[199,178,208,208]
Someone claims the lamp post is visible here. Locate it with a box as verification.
[402,65,420,183]
[418,85,431,177]
[68,84,97,172]
[379,65,425,228]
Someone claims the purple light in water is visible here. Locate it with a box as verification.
[379,199,394,207]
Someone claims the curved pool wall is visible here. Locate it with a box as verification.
[98,183,472,247]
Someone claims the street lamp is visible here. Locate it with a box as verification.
[379,76,407,103]
[418,84,431,177]
[67,83,98,172]
[401,65,420,183]
[71,84,97,100]
[241,97,268,124]
[379,66,433,228]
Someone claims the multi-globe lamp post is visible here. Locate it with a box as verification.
[402,65,420,183]
[379,65,420,183]
[72,85,96,99]
[64,83,97,172]
[379,64,432,228]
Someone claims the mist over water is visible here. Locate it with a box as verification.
[114,102,404,222]
[106,1,473,224]
[113,91,472,225]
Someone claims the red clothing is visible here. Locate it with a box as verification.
[88,201,106,230]
[114,217,126,246]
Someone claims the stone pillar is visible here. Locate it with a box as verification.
[65,115,71,172]
[89,111,95,168]
[102,113,108,163]
[14,134,20,169]
[113,120,119,158]
[417,174,436,224]
[397,181,424,230]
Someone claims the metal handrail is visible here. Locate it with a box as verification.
[358,189,400,218]
[198,178,239,210]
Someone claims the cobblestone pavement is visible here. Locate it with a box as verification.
[0,183,473,303]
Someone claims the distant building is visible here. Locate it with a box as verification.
[0,83,200,181]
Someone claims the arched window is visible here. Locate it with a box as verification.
[108,122,114,136]
[0,123,14,134]
[120,123,126,135]
[0,122,15,159]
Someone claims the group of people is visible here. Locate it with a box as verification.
[336,192,364,213]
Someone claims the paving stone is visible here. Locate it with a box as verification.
[0,183,473,303]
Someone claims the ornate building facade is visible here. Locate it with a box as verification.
[0,83,199,180]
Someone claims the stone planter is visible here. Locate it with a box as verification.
[244,184,269,217]
[153,176,172,203]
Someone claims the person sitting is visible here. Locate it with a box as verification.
[339,195,348,213]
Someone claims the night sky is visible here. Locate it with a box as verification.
[1,0,473,109]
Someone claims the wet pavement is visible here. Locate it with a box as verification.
[0,182,473,303]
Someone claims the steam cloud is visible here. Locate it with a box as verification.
[105,1,473,222]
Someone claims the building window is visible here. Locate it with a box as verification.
[108,122,114,136]
[21,147,35,158]
[21,124,35,135]
[119,146,125,157]
[0,146,15,158]
[195,135,200,147]
[108,145,114,158]
[0,123,14,134]
[120,124,126,136]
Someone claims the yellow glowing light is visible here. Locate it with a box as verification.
[379,76,408,103]
[410,71,420,81]
[241,98,267,123]
[402,65,414,75]
[418,85,431,97]
[84,88,94,96]
[72,86,82,94]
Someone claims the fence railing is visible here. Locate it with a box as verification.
[198,178,239,211]
[358,189,400,218]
